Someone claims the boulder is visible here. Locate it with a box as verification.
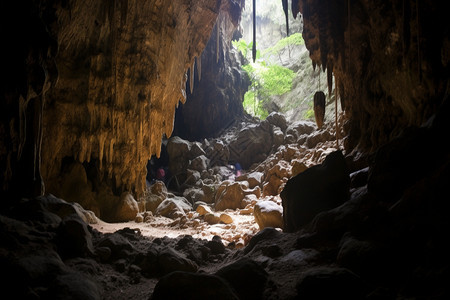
[305,129,334,148]
[196,204,213,216]
[167,136,192,175]
[254,200,284,230]
[228,122,273,169]
[183,187,204,204]
[188,155,210,172]
[155,198,187,219]
[215,257,268,300]
[296,266,365,299]
[262,161,291,196]
[37,194,97,224]
[145,181,168,213]
[115,193,139,222]
[157,247,198,275]
[215,181,245,211]
[204,213,220,225]
[272,127,285,149]
[151,271,239,300]
[291,159,308,177]
[97,232,135,261]
[219,213,233,224]
[238,171,264,189]
[281,150,350,232]
[266,112,288,132]
[56,214,95,259]
[286,120,316,139]
[206,140,230,167]
[184,169,201,186]
[46,272,101,300]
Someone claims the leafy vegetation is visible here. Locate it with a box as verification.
[233,38,297,119]
[262,33,304,63]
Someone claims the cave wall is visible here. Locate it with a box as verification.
[1,0,244,211]
[173,11,249,141]
[294,0,450,152]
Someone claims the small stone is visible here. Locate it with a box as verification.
[220,213,233,224]
[196,204,213,216]
[135,214,144,223]
[204,213,220,225]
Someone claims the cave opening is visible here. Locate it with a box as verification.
[1,0,450,298]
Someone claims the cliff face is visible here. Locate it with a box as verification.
[173,11,249,141]
[1,0,243,217]
[294,0,450,152]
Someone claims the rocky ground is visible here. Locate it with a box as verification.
[2,109,449,299]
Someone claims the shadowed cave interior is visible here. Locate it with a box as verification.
[1,0,449,299]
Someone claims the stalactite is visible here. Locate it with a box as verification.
[99,132,106,169]
[196,55,202,81]
[252,0,256,63]
[416,0,421,81]
[189,60,195,94]
[18,95,27,160]
[36,93,44,194]
[282,0,289,36]
[347,0,351,72]
[327,66,333,99]
[120,0,128,26]
[216,21,220,63]
[313,91,326,129]
[334,73,339,149]
[291,0,300,19]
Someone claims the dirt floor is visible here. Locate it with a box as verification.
[91,207,261,247]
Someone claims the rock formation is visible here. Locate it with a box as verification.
[173,10,249,141]
[295,0,450,152]
[1,0,245,218]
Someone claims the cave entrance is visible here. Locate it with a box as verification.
[93,1,343,248]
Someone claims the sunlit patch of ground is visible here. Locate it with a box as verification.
[91,208,261,248]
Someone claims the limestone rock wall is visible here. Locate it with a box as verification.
[294,0,450,152]
[173,10,249,141]
[1,0,244,210]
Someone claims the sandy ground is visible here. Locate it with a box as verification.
[91,208,261,247]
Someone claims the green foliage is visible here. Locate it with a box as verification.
[233,35,300,120]
[241,61,294,119]
[232,39,261,61]
[303,101,315,120]
[262,33,304,58]
[243,90,269,120]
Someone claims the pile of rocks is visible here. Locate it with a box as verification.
[134,112,342,238]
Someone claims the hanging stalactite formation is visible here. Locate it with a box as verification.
[295,0,448,152]
[282,0,289,36]
[313,91,326,129]
[252,0,256,62]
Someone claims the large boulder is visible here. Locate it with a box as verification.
[115,193,139,222]
[296,266,365,299]
[228,121,273,169]
[215,257,268,300]
[281,150,350,232]
[215,181,245,211]
[145,181,168,213]
[156,247,198,275]
[167,136,192,175]
[151,271,239,300]
[266,112,288,132]
[254,200,284,230]
[155,197,191,219]
[262,160,292,196]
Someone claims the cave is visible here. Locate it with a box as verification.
[1,0,449,299]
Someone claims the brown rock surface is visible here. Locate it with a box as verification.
[0,0,244,212]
